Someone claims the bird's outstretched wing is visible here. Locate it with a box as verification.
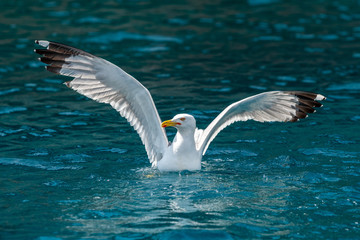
[196,91,326,155]
[35,40,168,163]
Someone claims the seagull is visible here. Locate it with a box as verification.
[35,40,326,172]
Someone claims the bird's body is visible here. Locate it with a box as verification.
[156,114,201,171]
[35,40,326,172]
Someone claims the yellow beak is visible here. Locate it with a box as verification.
[161,120,180,128]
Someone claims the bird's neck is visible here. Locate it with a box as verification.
[173,128,196,151]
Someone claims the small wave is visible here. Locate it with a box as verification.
[249,85,267,91]
[304,47,324,53]
[82,31,183,44]
[0,127,24,136]
[303,172,341,184]
[76,16,110,24]
[80,209,125,219]
[351,116,360,121]
[168,18,189,26]
[95,147,127,154]
[35,236,63,240]
[0,88,20,96]
[277,76,297,82]
[236,139,258,143]
[203,87,232,93]
[48,10,70,18]
[54,154,91,163]
[318,34,339,41]
[29,132,52,137]
[36,87,60,92]
[0,158,82,170]
[326,82,360,91]
[43,180,65,187]
[58,111,91,116]
[315,210,337,217]
[248,0,280,6]
[298,148,358,158]
[296,33,316,39]
[158,229,233,240]
[130,46,169,53]
[266,155,305,169]
[253,36,283,41]
[0,106,27,115]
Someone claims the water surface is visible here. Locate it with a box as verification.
[1,0,359,239]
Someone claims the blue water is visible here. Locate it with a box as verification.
[1,0,360,239]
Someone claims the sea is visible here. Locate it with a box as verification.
[0,0,359,239]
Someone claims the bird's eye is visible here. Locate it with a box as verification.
[180,118,186,121]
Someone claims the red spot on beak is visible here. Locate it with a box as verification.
[176,123,181,125]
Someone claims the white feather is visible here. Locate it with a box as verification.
[42,43,168,164]
[196,91,316,155]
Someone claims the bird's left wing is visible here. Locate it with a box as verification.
[35,40,168,163]
[196,91,325,155]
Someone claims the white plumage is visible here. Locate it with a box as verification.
[35,40,326,172]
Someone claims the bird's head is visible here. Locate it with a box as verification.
[161,114,196,131]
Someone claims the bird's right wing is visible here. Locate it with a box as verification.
[35,40,168,163]
[196,91,325,156]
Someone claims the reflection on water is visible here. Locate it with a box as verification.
[1,0,360,239]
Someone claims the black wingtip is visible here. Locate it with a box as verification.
[284,91,326,123]
[46,65,61,74]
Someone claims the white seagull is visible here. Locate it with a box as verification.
[35,40,325,172]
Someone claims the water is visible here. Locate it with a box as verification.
[1,0,360,239]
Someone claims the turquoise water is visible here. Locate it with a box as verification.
[1,0,360,239]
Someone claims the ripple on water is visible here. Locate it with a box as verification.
[236,139,258,143]
[315,210,337,217]
[203,87,232,93]
[130,46,169,53]
[277,76,297,82]
[350,116,360,121]
[35,236,63,240]
[318,34,339,41]
[29,132,52,138]
[26,149,49,157]
[79,31,183,44]
[43,180,65,187]
[247,0,280,6]
[266,155,306,169]
[0,127,24,136]
[58,111,91,116]
[326,134,356,144]
[80,209,127,219]
[253,36,283,42]
[157,229,233,240]
[54,154,91,163]
[302,172,341,183]
[0,106,27,115]
[326,82,360,91]
[298,148,358,158]
[249,85,267,90]
[75,16,110,24]
[94,147,127,154]
[296,33,316,39]
[206,148,258,157]
[304,47,324,53]
[0,158,82,170]
[48,10,70,18]
[36,87,60,92]
[168,18,189,26]
[0,88,20,96]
